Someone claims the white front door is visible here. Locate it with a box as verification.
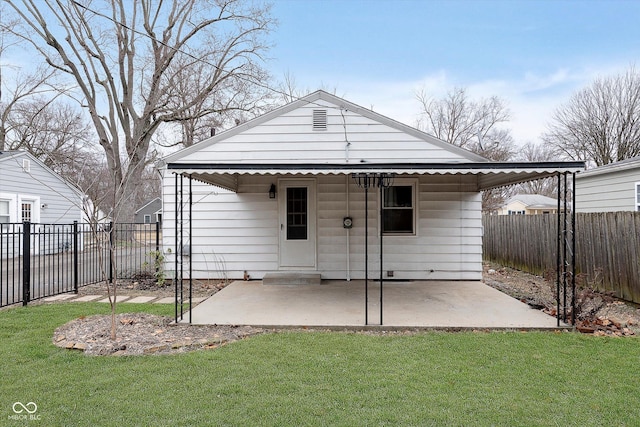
[279,179,316,269]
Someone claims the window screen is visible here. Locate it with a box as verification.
[287,187,308,240]
[383,185,414,234]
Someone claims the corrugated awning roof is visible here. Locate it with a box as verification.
[165,161,585,192]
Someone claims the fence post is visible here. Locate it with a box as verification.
[109,221,114,284]
[73,221,79,294]
[22,221,31,306]
[155,220,160,278]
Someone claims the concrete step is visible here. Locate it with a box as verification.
[263,272,321,286]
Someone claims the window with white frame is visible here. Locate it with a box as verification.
[382,182,416,235]
[636,182,640,211]
[17,196,40,224]
[144,214,151,224]
[0,194,17,229]
[0,200,10,226]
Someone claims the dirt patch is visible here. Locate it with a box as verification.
[483,262,640,337]
[53,312,264,356]
[77,278,226,299]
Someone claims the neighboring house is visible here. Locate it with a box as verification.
[498,194,559,215]
[0,150,84,256]
[575,156,640,212]
[160,90,582,281]
[134,198,162,224]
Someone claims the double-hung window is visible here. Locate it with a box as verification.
[382,183,415,235]
[0,200,10,228]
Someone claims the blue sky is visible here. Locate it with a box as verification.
[268,0,640,144]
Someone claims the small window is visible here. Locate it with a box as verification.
[22,159,31,172]
[21,202,33,222]
[383,185,414,234]
[0,200,10,226]
[312,109,327,131]
[636,182,640,211]
[144,214,151,224]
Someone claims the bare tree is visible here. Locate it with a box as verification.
[4,0,274,222]
[543,67,640,167]
[417,87,516,211]
[416,87,515,160]
[4,0,274,339]
[9,99,92,168]
[513,142,558,197]
[0,66,58,150]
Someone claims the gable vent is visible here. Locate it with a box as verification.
[312,109,327,131]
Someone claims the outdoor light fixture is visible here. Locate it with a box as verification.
[269,183,277,199]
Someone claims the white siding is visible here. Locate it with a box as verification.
[174,99,470,164]
[576,168,640,212]
[162,172,482,281]
[0,153,83,224]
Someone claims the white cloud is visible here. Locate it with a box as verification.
[288,63,635,146]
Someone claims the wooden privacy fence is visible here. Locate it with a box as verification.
[483,212,640,304]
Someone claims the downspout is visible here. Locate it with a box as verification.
[346,174,351,281]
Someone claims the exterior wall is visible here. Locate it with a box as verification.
[576,167,640,212]
[1,153,83,257]
[499,200,527,215]
[134,198,162,223]
[0,153,83,224]
[498,200,557,215]
[173,98,471,165]
[162,172,482,281]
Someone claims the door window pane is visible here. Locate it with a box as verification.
[287,187,307,240]
[21,202,32,223]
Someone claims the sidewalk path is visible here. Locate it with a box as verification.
[42,294,207,304]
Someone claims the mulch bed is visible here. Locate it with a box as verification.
[53,313,264,356]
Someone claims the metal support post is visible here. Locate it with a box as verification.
[556,174,561,327]
[189,174,193,324]
[571,172,577,325]
[379,178,384,325]
[174,173,179,322]
[73,221,79,294]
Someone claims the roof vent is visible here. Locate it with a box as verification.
[312,109,327,131]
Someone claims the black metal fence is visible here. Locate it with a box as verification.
[0,221,161,307]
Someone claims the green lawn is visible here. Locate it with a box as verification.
[2,303,640,426]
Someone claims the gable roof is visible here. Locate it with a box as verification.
[505,194,558,208]
[0,150,83,196]
[162,90,584,192]
[135,197,162,214]
[576,156,640,179]
[164,90,488,164]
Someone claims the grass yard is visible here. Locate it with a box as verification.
[2,303,640,426]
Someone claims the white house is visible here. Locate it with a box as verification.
[160,91,583,282]
[0,150,84,257]
[498,194,559,215]
[0,151,84,226]
[575,156,640,212]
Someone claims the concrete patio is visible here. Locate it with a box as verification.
[187,280,563,329]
